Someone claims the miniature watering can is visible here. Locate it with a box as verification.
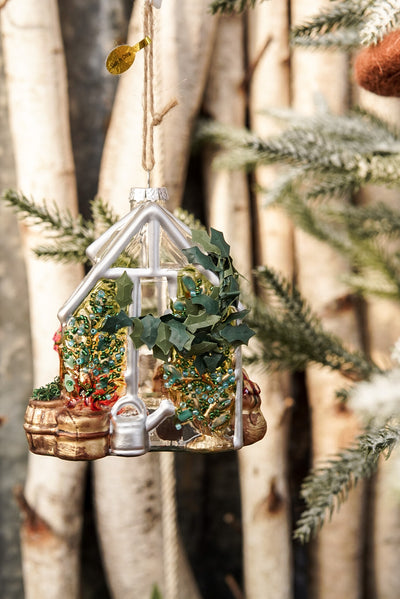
[110,395,175,456]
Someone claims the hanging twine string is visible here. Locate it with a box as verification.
[142,1,178,185]
[160,452,179,599]
[142,7,179,598]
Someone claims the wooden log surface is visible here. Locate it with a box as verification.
[353,89,400,599]
[1,2,86,597]
[243,2,294,598]
[291,2,365,598]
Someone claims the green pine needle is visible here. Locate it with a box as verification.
[268,184,400,301]
[291,0,372,47]
[209,0,263,14]
[2,189,207,267]
[90,196,119,230]
[294,423,400,543]
[150,585,163,599]
[360,0,400,45]
[246,267,379,381]
[196,111,400,186]
[290,0,400,49]
[2,189,92,236]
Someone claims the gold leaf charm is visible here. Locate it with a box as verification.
[106,36,151,75]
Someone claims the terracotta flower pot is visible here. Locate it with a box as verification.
[24,398,110,460]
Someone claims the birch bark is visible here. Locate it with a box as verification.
[94,3,213,597]
[98,0,218,213]
[0,36,29,599]
[291,2,365,598]
[1,2,86,597]
[353,90,400,599]
[245,3,294,598]
[201,14,254,593]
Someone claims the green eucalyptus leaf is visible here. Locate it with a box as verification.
[152,344,170,362]
[210,285,220,300]
[115,271,133,309]
[183,297,200,316]
[155,322,172,354]
[190,340,219,355]
[101,311,132,334]
[210,228,230,258]
[191,229,221,255]
[220,323,255,345]
[182,246,216,272]
[167,319,195,351]
[223,309,250,324]
[130,318,144,348]
[191,294,219,314]
[194,355,206,375]
[140,314,161,349]
[204,352,225,371]
[184,313,221,333]
[182,275,196,291]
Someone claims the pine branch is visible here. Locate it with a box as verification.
[2,189,91,236]
[90,196,119,231]
[291,28,361,49]
[209,0,264,14]
[360,0,400,45]
[269,185,400,300]
[196,113,400,188]
[294,423,400,543]
[246,267,378,381]
[291,0,372,46]
[172,207,206,232]
[349,369,400,425]
[33,242,91,264]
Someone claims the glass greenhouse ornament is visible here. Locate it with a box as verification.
[24,187,266,460]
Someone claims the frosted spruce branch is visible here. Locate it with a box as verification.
[209,0,264,14]
[90,196,119,231]
[291,0,400,48]
[245,267,379,381]
[2,189,92,237]
[360,0,400,45]
[294,423,400,543]
[196,112,400,188]
[269,185,400,300]
[291,0,371,47]
[2,190,102,266]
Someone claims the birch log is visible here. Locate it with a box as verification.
[239,3,295,598]
[291,2,364,599]
[0,37,29,599]
[94,3,214,597]
[98,0,219,213]
[1,2,86,597]
[202,13,252,277]
[202,15,255,594]
[353,90,400,599]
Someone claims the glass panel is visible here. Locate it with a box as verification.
[125,222,149,268]
[144,349,237,452]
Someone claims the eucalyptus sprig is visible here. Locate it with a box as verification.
[102,228,255,373]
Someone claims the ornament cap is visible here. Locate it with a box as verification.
[129,186,168,208]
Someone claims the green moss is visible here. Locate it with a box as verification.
[32,376,61,401]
